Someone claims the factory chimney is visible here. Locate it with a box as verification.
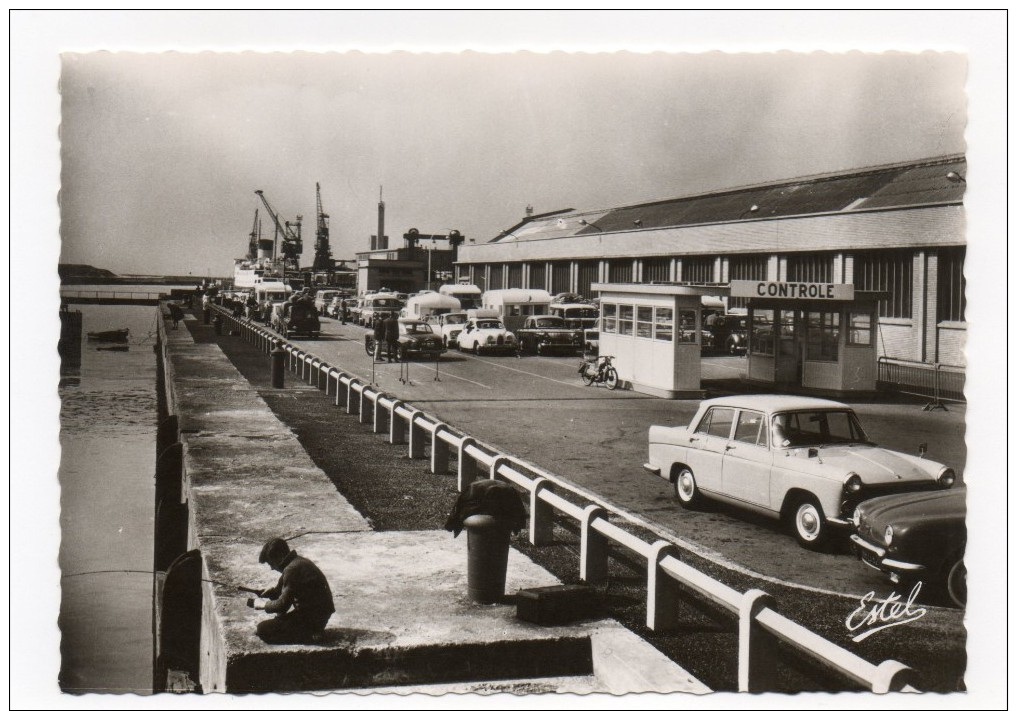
[377,186,387,250]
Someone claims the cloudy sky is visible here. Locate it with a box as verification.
[58,48,966,277]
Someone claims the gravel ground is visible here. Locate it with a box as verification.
[191,313,966,693]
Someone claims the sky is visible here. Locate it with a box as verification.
[57,47,967,277]
[11,10,1008,711]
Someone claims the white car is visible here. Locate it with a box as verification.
[456,317,517,355]
[435,311,469,349]
[643,395,956,550]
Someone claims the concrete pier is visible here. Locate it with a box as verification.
[154,308,707,695]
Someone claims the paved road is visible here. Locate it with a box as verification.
[280,315,967,603]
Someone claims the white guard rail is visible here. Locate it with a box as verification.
[212,305,918,694]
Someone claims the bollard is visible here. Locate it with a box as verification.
[463,514,511,604]
[212,315,222,335]
[271,342,286,389]
[202,307,210,325]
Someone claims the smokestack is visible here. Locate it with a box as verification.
[257,239,274,260]
[377,186,387,250]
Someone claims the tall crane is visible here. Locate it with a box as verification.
[247,208,261,260]
[312,182,333,272]
[254,190,302,273]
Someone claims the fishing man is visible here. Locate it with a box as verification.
[247,537,335,644]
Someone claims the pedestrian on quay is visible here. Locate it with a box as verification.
[168,302,185,329]
[384,312,400,362]
[373,315,386,362]
[246,537,335,645]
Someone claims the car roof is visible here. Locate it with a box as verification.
[698,394,852,412]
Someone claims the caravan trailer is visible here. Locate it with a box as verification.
[438,283,482,311]
[481,289,553,333]
[403,291,462,322]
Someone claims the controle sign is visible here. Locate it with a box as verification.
[730,280,855,301]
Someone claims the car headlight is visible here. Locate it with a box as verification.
[505,333,515,341]
[851,508,863,529]
[486,335,494,344]
[844,473,862,493]
[883,525,894,546]
[939,468,956,488]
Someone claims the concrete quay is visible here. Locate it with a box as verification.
[155,309,708,695]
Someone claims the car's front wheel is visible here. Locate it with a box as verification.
[673,466,703,509]
[791,496,830,551]
[945,557,967,608]
[472,342,481,355]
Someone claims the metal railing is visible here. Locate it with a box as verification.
[212,305,919,693]
[877,356,965,410]
[61,289,167,301]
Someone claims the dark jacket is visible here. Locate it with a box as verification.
[373,317,386,341]
[263,551,335,618]
[444,479,528,537]
[384,316,400,343]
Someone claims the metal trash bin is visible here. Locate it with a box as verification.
[464,514,512,604]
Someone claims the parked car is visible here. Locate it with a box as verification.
[515,315,582,355]
[435,311,469,349]
[850,489,966,607]
[363,318,446,361]
[643,395,956,550]
[313,290,341,316]
[457,316,518,355]
[704,312,749,354]
[272,298,320,339]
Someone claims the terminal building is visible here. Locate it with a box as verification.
[454,155,966,397]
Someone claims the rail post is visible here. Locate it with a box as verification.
[871,660,915,693]
[270,341,285,389]
[359,387,372,425]
[489,455,511,481]
[457,437,478,490]
[431,424,450,474]
[529,478,555,546]
[346,381,361,416]
[408,412,427,459]
[646,541,682,631]
[389,401,407,445]
[579,505,609,583]
[335,374,347,408]
[373,396,389,434]
[738,589,778,692]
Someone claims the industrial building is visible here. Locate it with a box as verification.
[455,155,967,373]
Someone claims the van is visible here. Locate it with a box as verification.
[481,289,553,333]
[439,283,483,311]
[253,281,293,322]
[403,291,462,322]
[360,291,403,327]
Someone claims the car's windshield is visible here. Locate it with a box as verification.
[444,314,466,325]
[477,321,503,329]
[401,323,433,335]
[533,317,565,328]
[772,410,869,447]
[372,298,401,308]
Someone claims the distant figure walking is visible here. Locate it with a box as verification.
[247,537,335,645]
[167,303,185,330]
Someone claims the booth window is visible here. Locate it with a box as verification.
[751,309,775,355]
[654,307,673,341]
[603,303,618,334]
[618,305,634,335]
[806,312,839,361]
[636,307,653,339]
[847,312,872,346]
[678,309,698,343]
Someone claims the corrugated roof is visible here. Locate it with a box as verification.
[494,155,965,244]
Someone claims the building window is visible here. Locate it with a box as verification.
[507,264,523,289]
[654,307,673,341]
[683,256,714,284]
[489,267,503,290]
[806,311,839,361]
[937,247,966,322]
[609,259,633,283]
[787,253,833,283]
[848,312,872,346]
[751,309,775,355]
[618,305,634,335]
[529,262,546,290]
[678,309,698,343]
[636,306,653,338]
[551,262,571,294]
[854,251,913,319]
[577,260,599,299]
[729,255,769,308]
[603,303,618,333]
[643,258,670,283]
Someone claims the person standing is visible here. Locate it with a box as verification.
[247,537,335,644]
[384,312,400,362]
[372,315,386,361]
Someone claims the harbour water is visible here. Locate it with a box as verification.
[58,302,161,694]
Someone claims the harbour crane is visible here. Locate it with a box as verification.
[254,190,302,273]
[247,208,261,260]
[312,182,333,272]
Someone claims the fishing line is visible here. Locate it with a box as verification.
[61,569,236,588]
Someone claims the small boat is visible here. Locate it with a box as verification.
[87,328,130,343]
[96,345,130,352]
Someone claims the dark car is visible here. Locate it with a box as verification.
[272,298,320,339]
[365,318,446,360]
[850,488,966,607]
[516,315,582,355]
[704,312,749,354]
